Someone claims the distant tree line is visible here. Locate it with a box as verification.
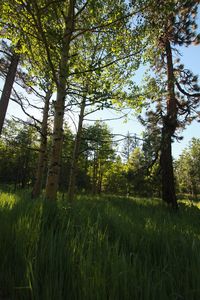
[0,119,199,198]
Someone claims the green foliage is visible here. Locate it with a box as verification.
[0,192,200,299]
[103,156,127,194]
[59,124,74,191]
[82,121,115,194]
[0,120,38,188]
[175,138,200,197]
[126,147,150,196]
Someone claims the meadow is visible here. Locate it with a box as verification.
[0,190,200,300]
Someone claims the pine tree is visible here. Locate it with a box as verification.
[140,0,200,208]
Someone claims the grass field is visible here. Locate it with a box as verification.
[0,191,200,300]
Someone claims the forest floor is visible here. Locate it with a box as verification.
[0,190,200,300]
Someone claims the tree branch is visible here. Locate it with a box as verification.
[176,80,200,98]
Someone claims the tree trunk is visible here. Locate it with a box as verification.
[45,0,75,201]
[92,156,98,194]
[160,38,178,209]
[97,164,103,194]
[68,96,86,201]
[45,88,67,200]
[32,89,52,198]
[0,52,19,135]
[160,121,177,208]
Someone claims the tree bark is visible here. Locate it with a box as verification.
[160,120,177,208]
[0,52,19,135]
[160,38,178,209]
[32,89,52,198]
[68,96,86,201]
[45,0,75,201]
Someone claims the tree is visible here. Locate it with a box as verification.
[83,121,115,194]
[44,0,76,200]
[67,22,138,200]
[32,87,53,198]
[121,132,139,162]
[0,119,38,188]
[1,0,144,200]
[139,0,200,208]
[175,138,200,198]
[1,0,77,199]
[126,147,146,196]
[59,124,74,193]
[103,156,127,195]
[0,43,20,135]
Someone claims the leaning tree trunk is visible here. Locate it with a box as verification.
[68,96,86,201]
[45,0,75,201]
[32,89,52,198]
[160,38,178,209]
[0,51,19,135]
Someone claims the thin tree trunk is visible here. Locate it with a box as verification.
[0,52,19,135]
[160,38,178,209]
[68,96,86,201]
[32,89,52,198]
[92,155,98,194]
[97,164,103,194]
[191,181,198,200]
[45,0,75,200]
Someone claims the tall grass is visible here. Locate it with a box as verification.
[0,191,200,299]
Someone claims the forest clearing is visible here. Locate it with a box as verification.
[0,191,200,299]
[0,0,200,299]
